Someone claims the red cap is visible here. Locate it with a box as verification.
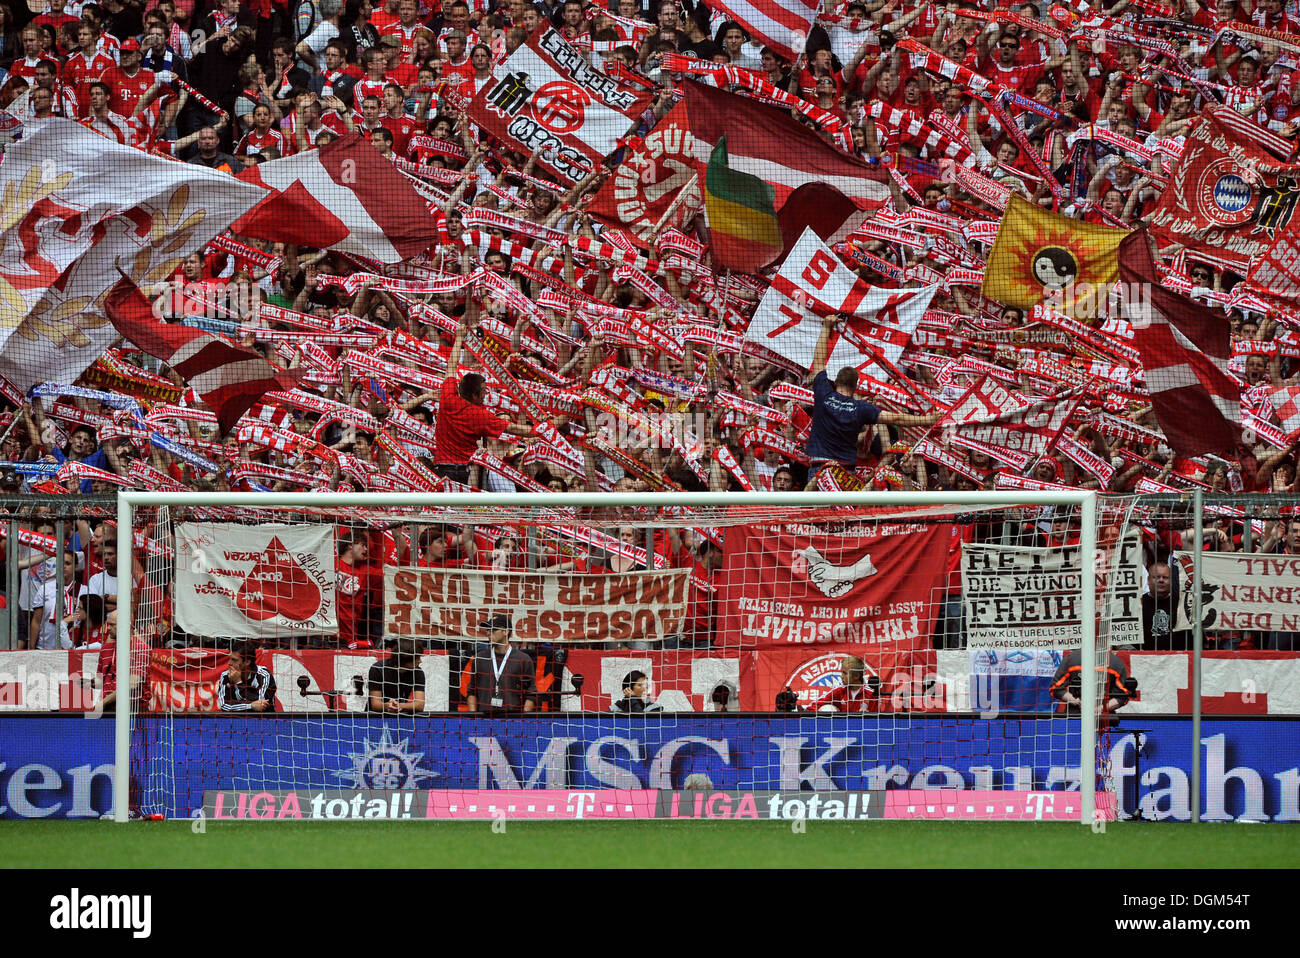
[120,37,141,52]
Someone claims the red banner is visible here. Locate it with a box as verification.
[717,523,950,650]
[1247,228,1300,304]
[744,647,942,713]
[1150,107,1300,270]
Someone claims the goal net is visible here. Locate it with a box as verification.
[114,490,1132,823]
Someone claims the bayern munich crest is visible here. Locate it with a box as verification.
[1194,156,1255,227]
[786,654,878,709]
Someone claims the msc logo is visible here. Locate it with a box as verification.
[333,730,438,789]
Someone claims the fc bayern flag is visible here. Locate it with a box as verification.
[1118,230,1242,457]
[716,523,949,650]
[233,132,437,263]
[104,279,305,435]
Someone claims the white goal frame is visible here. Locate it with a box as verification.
[113,489,1099,822]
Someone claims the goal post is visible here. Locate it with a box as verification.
[114,489,1111,823]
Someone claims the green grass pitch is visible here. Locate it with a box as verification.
[4,820,1297,868]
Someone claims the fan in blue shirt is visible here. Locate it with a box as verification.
[803,313,940,482]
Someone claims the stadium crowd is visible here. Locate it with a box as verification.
[1,0,1300,668]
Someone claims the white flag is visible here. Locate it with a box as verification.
[174,523,338,637]
[0,118,267,388]
[746,228,936,381]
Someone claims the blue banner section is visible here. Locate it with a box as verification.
[0,716,1296,820]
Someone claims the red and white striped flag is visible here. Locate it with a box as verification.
[1270,383,1300,440]
[1119,230,1242,457]
[701,0,819,60]
[234,132,437,263]
[104,280,305,435]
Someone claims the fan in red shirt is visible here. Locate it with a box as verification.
[416,526,476,568]
[810,655,888,712]
[96,613,154,714]
[976,30,1063,93]
[439,31,474,85]
[102,38,156,117]
[236,103,286,156]
[456,43,495,101]
[432,318,540,483]
[63,23,116,114]
[335,532,373,649]
[379,84,419,155]
[380,0,425,56]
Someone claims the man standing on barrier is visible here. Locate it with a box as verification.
[465,615,536,715]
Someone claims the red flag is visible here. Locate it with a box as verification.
[1270,383,1300,441]
[233,132,436,263]
[589,82,888,242]
[776,182,872,264]
[104,280,304,435]
[1118,230,1242,457]
[936,375,1083,469]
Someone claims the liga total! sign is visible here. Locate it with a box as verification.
[383,567,691,644]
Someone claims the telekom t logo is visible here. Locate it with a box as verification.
[567,792,596,819]
[1026,793,1055,820]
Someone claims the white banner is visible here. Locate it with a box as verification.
[961,532,1141,650]
[1173,551,1300,634]
[467,24,653,184]
[174,523,337,637]
[746,228,934,381]
[384,566,690,644]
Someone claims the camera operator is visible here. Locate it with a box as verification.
[367,637,426,714]
[610,670,663,713]
[217,640,277,712]
[1049,650,1135,715]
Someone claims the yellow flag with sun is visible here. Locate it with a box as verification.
[981,195,1130,312]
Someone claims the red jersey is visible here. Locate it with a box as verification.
[812,684,878,713]
[381,20,422,57]
[380,113,419,155]
[353,76,388,104]
[371,6,402,32]
[433,374,509,464]
[457,73,492,102]
[440,56,473,86]
[102,65,155,117]
[83,111,149,145]
[980,56,1044,92]
[236,127,285,157]
[63,50,116,113]
[9,55,59,84]
[335,557,365,647]
[97,635,153,710]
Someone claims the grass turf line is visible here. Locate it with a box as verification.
[4,820,1298,868]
